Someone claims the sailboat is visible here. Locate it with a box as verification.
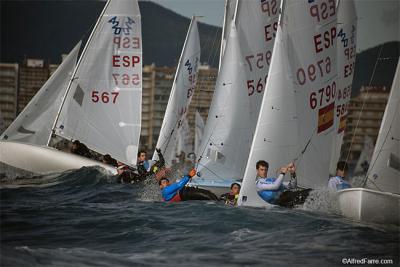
[0,0,142,175]
[329,0,357,175]
[337,61,400,225]
[153,16,200,165]
[238,0,338,207]
[189,0,281,196]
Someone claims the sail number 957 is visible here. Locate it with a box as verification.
[91,91,120,104]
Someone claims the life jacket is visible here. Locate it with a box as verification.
[256,177,285,204]
[164,192,182,202]
[335,176,351,190]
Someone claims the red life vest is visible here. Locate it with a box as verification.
[164,193,182,202]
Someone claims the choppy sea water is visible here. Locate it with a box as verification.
[1,167,399,267]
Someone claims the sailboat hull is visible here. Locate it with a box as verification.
[187,178,234,196]
[337,188,400,225]
[0,141,117,175]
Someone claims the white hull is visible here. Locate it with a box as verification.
[337,188,400,225]
[0,141,117,175]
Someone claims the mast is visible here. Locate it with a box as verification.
[46,0,112,146]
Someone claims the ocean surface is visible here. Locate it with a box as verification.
[1,167,399,267]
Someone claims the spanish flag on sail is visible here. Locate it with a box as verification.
[317,102,334,133]
[338,114,347,133]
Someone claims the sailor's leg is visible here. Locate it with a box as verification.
[275,189,312,208]
[180,187,219,201]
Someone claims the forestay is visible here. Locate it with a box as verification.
[239,0,338,207]
[196,0,280,181]
[54,0,142,165]
[366,61,400,194]
[329,0,357,174]
[1,42,81,145]
[153,16,200,165]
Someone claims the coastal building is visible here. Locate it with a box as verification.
[0,63,19,132]
[17,59,50,113]
[341,86,390,163]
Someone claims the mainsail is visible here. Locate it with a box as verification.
[366,61,400,194]
[329,0,357,174]
[54,0,142,165]
[196,0,280,181]
[176,115,192,158]
[153,16,200,165]
[194,110,205,157]
[239,0,338,207]
[219,0,237,70]
[1,42,81,145]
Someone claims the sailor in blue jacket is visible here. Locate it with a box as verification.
[328,161,351,191]
[255,160,297,204]
[159,169,218,202]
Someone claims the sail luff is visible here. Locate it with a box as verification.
[47,0,112,146]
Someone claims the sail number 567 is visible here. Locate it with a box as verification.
[92,91,119,104]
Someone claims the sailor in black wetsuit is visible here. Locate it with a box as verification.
[117,148,167,184]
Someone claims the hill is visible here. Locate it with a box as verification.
[0,0,222,67]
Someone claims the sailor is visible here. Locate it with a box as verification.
[137,150,151,175]
[255,160,309,207]
[102,154,118,167]
[70,140,92,159]
[220,182,241,206]
[328,161,351,191]
[159,169,219,202]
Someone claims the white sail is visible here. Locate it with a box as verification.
[1,42,81,145]
[329,0,357,174]
[353,136,374,175]
[54,0,142,165]
[196,0,281,181]
[239,0,338,207]
[153,16,200,165]
[219,0,237,70]
[176,115,192,157]
[366,61,400,194]
[194,110,205,157]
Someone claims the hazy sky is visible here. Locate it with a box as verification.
[148,0,399,52]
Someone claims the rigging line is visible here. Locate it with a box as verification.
[194,15,224,112]
[194,162,226,181]
[362,91,400,188]
[344,44,384,178]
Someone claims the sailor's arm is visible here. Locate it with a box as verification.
[256,173,285,191]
